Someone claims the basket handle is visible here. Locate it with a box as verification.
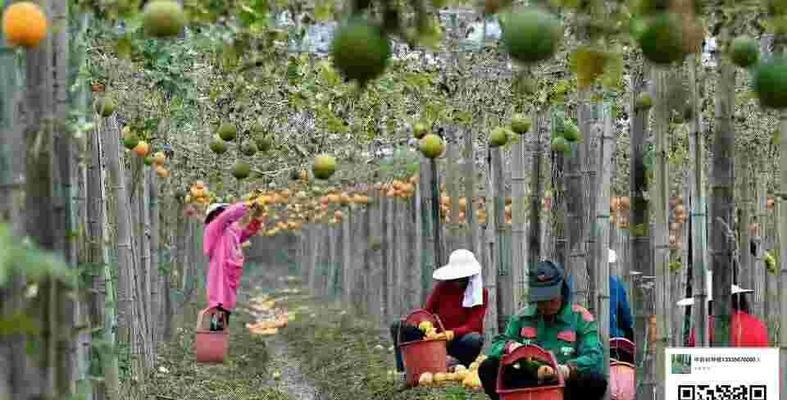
[196,307,227,331]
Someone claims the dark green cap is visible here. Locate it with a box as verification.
[528,260,565,302]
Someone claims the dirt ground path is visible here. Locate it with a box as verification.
[261,333,325,400]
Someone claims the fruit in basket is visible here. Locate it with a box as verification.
[418,320,434,332]
[418,372,434,386]
[433,372,448,384]
[469,361,480,371]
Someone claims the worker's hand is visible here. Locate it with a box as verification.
[557,364,571,379]
[537,365,555,381]
[506,342,523,354]
[444,330,455,341]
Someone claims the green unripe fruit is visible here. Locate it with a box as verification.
[510,114,532,134]
[231,161,251,180]
[122,129,140,150]
[142,0,186,38]
[637,13,685,65]
[95,98,116,117]
[489,127,510,147]
[729,35,759,68]
[312,154,337,180]
[210,139,228,154]
[242,142,258,156]
[217,123,237,142]
[413,122,429,139]
[550,136,570,154]
[419,134,445,159]
[501,8,562,64]
[561,121,581,142]
[635,92,653,111]
[143,156,154,166]
[330,19,392,85]
[754,58,787,109]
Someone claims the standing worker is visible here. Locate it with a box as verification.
[390,249,488,372]
[479,260,608,400]
[203,201,265,326]
[608,249,634,341]
[680,283,769,347]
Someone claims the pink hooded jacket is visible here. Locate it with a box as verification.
[203,203,261,311]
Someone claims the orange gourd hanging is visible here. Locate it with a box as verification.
[2,2,48,48]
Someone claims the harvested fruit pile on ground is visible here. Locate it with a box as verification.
[242,294,294,336]
[410,353,485,390]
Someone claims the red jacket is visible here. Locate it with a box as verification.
[688,310,769,347]
[424,281,488,338]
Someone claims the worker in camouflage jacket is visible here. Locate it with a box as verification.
[479,260,608,400]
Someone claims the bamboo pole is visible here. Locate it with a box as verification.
[420,159,436,301]
[710,59,735,347]
[492,145,513,331]
[778,115,787,400]
[528,113,545,272]
[447,126,461,251]
[511,125,527,310]
[343,209,352,304]
[653,67,671,400]
[431,159,445,266]
[629,62,654,399]
[594,103,614,385]
[103,116,135,372]
[89,115,120,399]
[463,127,478,254]
[484,143,499,337]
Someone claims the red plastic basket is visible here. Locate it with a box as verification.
[610,338,635,363]
[398,309,448,386]
[496,345,565,400]
[194,307,230,364]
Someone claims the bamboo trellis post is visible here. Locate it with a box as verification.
[446,126,461,252]
[484,142,499,337]
[778,114,787,400]
[491,145,513,331]
[567,107,587,306]
[420,158,436,302]
[753,174,766,319]
[393,198,404,317]
[594,103,614,386]
[511,125,527,310]
[342,209,352,304]
[653,67,671,400]
[383,195,393,320]
[463,127,478,255]
[629,63,655,399]
[528,113,545,272]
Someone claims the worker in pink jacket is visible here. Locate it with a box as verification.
[203,201,264,324]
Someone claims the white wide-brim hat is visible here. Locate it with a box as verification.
[433,249,482,280]
[676,284,753,306]
[205,203,230,220]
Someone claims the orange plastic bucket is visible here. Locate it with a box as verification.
[195,307,229,364]
[496,345,564,400]
[398,309,449,386]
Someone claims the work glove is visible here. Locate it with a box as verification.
[506,341,523,354]
[557,364,571,379]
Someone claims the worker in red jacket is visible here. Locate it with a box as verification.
[390,249,489,372]
[680,284,769,347]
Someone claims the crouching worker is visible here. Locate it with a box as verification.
[390,249,488,372]
[479,260,607,400]
[203,201,265,327]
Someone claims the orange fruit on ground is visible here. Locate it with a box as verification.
[2,2,48,48]
[133,141,150,157]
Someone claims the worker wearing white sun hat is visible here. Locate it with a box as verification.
[390,249,489,372]
[678,273,768,346]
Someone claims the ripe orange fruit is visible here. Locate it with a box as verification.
[2,2,48,48]
[155,165,169,178]
[133,141,150,157]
